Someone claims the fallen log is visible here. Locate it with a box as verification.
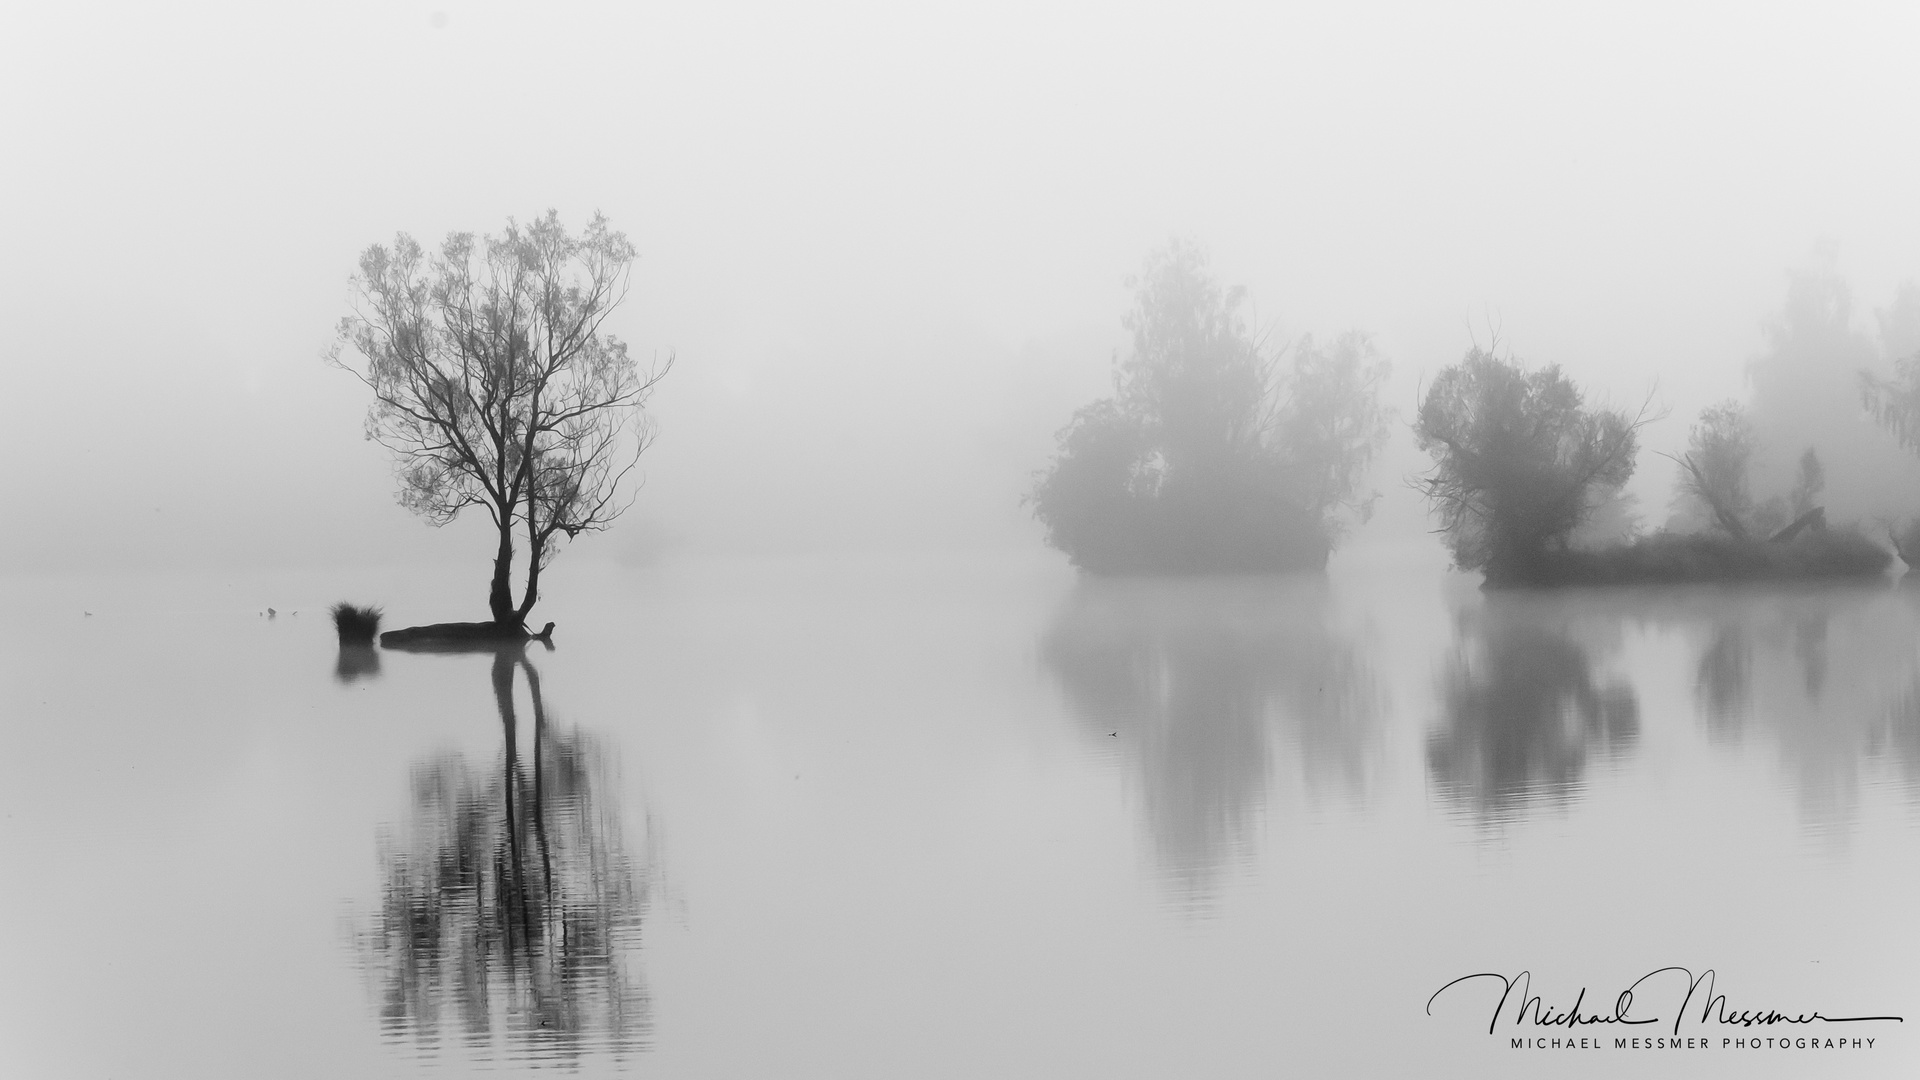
[1768,506,1825,543]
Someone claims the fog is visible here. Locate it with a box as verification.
[7,0,1920,573]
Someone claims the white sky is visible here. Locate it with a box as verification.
[5,0,1919,571]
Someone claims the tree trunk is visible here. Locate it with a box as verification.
[517,550,542,626]
[516,494,544,624]
[489,523,520,629]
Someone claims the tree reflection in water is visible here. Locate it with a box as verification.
[1694,622,1751,738]
[334,644,381,683]
[1681,584,1920,827]
[1427,605,1639,825]
[1882,583,1920,798]
[357,648,650,1066]
[1042,576,1379,908]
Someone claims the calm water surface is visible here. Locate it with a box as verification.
[5,550,1920,1077]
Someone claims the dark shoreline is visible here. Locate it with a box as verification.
[1483,532,1894,589]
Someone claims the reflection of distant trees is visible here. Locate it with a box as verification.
[1427,607,1638,824]
[358,649,649,1064]
[1697,610,1832,740]
[1677,585,1920,827]
[1694,623,1750,737]
[1041,576,1379,906]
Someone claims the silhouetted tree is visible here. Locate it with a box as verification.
[1414,349,1648,582]
[330,212,671,630]
[1030,241,1390,573]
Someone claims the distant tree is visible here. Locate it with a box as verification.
[330,212,670,629]
[1754,248,1919,522]
[1788,448,1825,519]
[1877,282,1920,364]
[1667,401,1756,538]
[1112,240,1271,470]
[1268,332,1394,536]
[1414,349,1648,581]
[1030,241,1391,573]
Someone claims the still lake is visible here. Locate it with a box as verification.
[4,548,1920,1078]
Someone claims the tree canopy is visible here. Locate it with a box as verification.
[331,212,670,628]
[1414,349,1646,582]
[1862,353,1920,457]
[1030,241,1390,573]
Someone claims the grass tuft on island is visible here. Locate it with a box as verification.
[1486,530,1894,588]
[331,602,384,644]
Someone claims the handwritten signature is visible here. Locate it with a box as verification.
[1428,969,1904,1037]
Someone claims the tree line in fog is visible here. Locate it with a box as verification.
[325,215,1920,623]
[1030,240,1920,585]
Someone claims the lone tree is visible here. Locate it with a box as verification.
[1029,240,1390,573]
[1414,348,1648,582]
[331,212,670,630]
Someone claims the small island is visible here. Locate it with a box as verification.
[1028,241,1391,575]
[379,620,556,650]
[327,212,671,649]
[1414,350,1897,588]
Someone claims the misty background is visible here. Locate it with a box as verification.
[7,0,1920,575]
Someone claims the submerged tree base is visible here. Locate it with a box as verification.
[379,620,556,650]
[1485,531,1893,588]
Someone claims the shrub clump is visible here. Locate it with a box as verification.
[1031,241,1390,575]
[1415,349,1645,579]
[1486,530,1892,587]
[331,602,384,645]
